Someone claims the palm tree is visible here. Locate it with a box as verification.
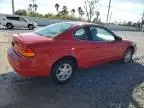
[78,7,82,16]
[55,3,59,12]
[96,11,100,20]
[63,6,67,10]
[71,9,75,15]
[33,4,38,13]
[78,7,84,18]
[28,4,33,13]
[80,10,84,18]
[62,6,68,15]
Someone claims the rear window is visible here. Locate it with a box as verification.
[34,23,73,37]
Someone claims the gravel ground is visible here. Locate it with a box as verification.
[133,83,144,108]
[0,29,144,108]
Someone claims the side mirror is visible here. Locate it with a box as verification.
[115,36,122,41]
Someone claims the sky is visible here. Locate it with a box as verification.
[0,0,144,23]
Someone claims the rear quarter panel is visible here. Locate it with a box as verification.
[30,40,77,70]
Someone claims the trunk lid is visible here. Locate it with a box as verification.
[11,33,54,57]
[12,33,54,44]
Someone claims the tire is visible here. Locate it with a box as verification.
[6,23,13,29]
[121,48,134,64]
[51,60,76,84]
[28,24,34,30]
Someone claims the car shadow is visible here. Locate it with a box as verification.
[0,58,144,108]
[0,27,31,31]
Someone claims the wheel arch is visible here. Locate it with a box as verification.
[6,22,13,26]
[127,46,135,53]
[28,24,33,27]
[51,56,78,71]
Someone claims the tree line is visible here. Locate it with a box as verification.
[15,0,101,23]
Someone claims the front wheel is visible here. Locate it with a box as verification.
[51,60,76,84]
[121,48,134,64]
[28,24,34,30]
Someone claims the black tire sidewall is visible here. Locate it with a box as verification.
[51,60,76,84]
[122,48,133,64]
[6,23,13,29]
[28,24,34,30]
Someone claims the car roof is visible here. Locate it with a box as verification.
[66,21,92,26]
[65,21,106,28]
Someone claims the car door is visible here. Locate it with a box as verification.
[88,26,124,63]
[18,17,28,27]
[73,27,106,68]
[6,16,19,27]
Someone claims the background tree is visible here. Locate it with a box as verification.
[62,6,69,15]
[96,11,100,20]
[78,7,82,17]
[28,0,38,16]
[44,13,54,18]
[15,9,27,15]
[33,4,38,13]
[34,13,43,17]
[78,7,84,18]
[71,9,75,15]
[58,6,69,16]
[84,0,99,21]
[80,10,84,18]
[28,4,33,14]
[126,21,132,26]
[55,3,60,13]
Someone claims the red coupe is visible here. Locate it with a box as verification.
[7,22,136,84]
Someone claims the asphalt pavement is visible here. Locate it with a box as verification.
[0,28,144,108]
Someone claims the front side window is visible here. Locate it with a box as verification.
[19,17,27,22]
[90,27,115,41]
[35,23,73,37]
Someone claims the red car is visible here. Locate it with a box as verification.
[7,22,136,84]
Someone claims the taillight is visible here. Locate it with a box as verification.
[14,45,36,57]
[22,48,36,57]
[12,38,36,57]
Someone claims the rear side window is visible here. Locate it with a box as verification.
[6,16,19,21]
[74,28,88,40]
[34,23,73,37]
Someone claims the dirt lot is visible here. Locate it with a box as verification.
[0,32,12,74]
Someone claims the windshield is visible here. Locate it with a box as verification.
[34,23,73,37]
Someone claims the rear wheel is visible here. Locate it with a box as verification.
[6,23,13,29]
[28,24,34,30]
[51,60,76,84]
[121,48,134,64]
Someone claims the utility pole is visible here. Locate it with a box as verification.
[12,0,15,14]
[109,11,112,23]
[31,0,36,16]
[31,0,34,15]
[106,0,111,23]
[141,5,144,31]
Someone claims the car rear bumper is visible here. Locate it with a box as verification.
[7,48,51,77]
